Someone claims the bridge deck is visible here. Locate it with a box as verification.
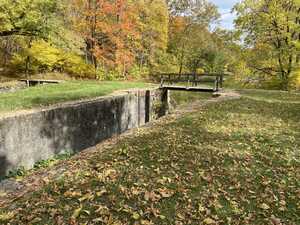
[160,85,216,92]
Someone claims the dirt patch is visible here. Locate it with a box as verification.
[0,81,26,94]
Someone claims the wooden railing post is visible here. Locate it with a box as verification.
[214,76,219,92]
[193,73,196,86]
[160,78,164,87]
[220,74,224,89]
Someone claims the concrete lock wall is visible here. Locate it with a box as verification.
[0,88,168,176]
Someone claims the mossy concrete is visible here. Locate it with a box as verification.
[0,89,168,176]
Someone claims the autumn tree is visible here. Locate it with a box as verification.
[72,0,140,78]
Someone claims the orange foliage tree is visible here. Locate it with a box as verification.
[72,0,141,78]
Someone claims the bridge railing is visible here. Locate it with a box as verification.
[159,73,226,92]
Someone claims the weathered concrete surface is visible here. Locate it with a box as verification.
[0,89,167,176]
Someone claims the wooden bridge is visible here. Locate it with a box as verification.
[159,73,226,92]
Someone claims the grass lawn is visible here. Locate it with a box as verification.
[169,91,214,108]
[0,81,151,114]
[0,90,299,224]
[238,89,300,103]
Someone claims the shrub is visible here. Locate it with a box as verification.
[63,53,95,78]
[289,70,300,91]
[150,53,179,74]
[260,77,283,90]
[96,68,123,81]
[9,40,95,78]
[128,64,149,80]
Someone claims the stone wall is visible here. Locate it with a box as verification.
[0,88,168,176]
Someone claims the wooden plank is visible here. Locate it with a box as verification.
[160,85,215,92]
[163,79,215,83]
[159,73,228,77]
[19,79,63,83]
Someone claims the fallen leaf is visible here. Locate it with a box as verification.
[259,203,270,210]
[72,206,83,218]
[157,188,174,198]
[141,219,154,225]
[203,217,215,224]
[96,188,107,197]
[132,212,140,220]
[270,215,282,225]
[79,193,93,202]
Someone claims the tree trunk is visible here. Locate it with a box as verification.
[277,52,289,90]
[3,38,10,66]
[25,37,33,86]
[178,42,186,75]
[123,60,126,79]
[85,0,97,79]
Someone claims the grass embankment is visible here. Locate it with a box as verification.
[238,89,300,102]
[0,90,299,224]
[170,91,213,106]
[0,81,151,114]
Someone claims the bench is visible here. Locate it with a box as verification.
[19,79,63,87]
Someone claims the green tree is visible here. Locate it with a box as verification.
[0,0,58,37]
[234,0,300,89]
[167,0,220,74]
[136,0,169,72]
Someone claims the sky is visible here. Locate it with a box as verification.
[210,0,240,30]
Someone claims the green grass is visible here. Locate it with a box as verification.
[0,81,151,114]
[238,89,300,103]
[1,152,74,182]
[0,90,299,224]
[170,90,213,106]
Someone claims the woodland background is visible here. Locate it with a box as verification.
[0,0,299,90]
